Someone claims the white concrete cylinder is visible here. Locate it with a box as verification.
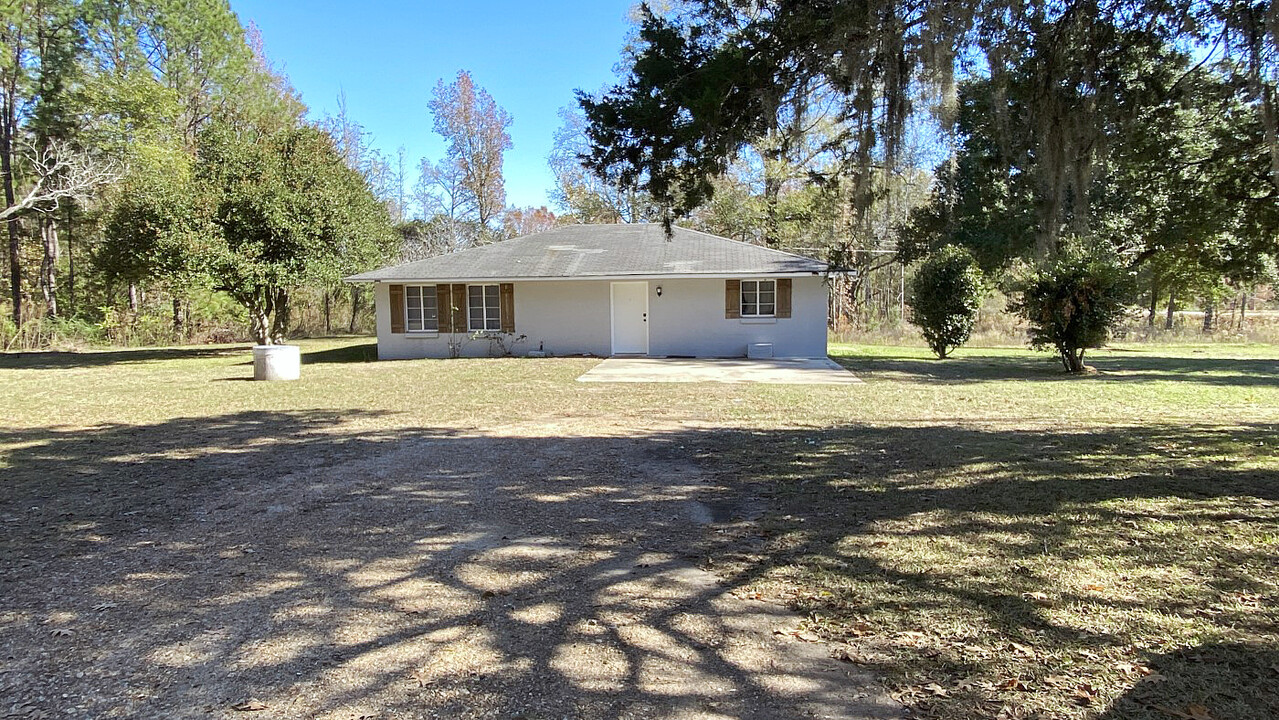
[252,344,301,381]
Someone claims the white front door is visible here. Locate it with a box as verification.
[610,281,649,355]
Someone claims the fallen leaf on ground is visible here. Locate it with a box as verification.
[998,677,1030,691]
[1008,641,1035,657]
[1022,591,1054,607]
[897,630,927,641]
[832,647,861,663]
[772,626,821,642]
[846,621,874,637]
[231,700,268,712]
[1073,682,1098,705]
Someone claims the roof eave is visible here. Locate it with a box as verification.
[343,269,828,284]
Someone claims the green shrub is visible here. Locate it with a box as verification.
[906,245,988,358]
[1010,244,1135,373]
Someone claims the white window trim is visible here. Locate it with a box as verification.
[404,284,439,333]
[467,284,502,332]
[740,279,777,318]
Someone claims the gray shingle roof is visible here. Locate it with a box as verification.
[345,224,827,282]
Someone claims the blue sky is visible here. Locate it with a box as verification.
[228,0,636,211]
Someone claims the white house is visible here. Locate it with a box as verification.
[345,224,830,359]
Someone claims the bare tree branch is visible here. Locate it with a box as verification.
[0,139,121,221]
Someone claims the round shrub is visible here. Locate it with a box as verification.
[1010,244,1135,373]
[906,245,987,359]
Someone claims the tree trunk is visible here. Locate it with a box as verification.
[269,287,290,344]
[242,287,291,345]
[1202,300,1215,334]
[1239,291,1248,330]
[1147,277,1159,327]
[2,93,19,327]
[127,283,139,314]
[39,215,58,318]
[1262,77,1279,191]
[249,306,270,345]
[65,204,74,315]
[6,216,20,326]
[761,156,781,247]
[1060,346,1086,373]
[348,285,362,333]
[323,289,331,334]
[1164,288,1176,331]
[172,296,183,337]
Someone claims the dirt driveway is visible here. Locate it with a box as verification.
[1,413,898,719]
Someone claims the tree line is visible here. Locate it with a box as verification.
[0,3,574,348]
[576,0,1279,353]
[0,1,395,345]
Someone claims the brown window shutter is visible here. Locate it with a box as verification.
[389,284,405,333]
[499,283,515,333]
[776,278,792,318]
[435,284,452,333]
[725,279,741,319]
[450,284,467,331]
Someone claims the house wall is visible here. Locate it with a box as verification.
[372,276,828,359]
[648,276,827,358]
[374,280,612,359]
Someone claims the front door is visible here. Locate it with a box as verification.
[610,281,649,355]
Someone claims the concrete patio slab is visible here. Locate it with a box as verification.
[577,357,863,384]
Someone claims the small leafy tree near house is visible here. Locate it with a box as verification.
[1010,244,1135,373]
[906,245,987,359]
[196,120,394,345]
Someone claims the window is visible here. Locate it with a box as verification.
[404,285,438,332]
[468,284,501,331]
[740,279,776,317]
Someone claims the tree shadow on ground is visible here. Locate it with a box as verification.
[1097,644,1279,720]
[0,345,252,370]
[693,421,1278,718]
[301,342,378,365]
[831,348,1279,387]
[0,340,380,371]
[0,411,900,719]
[0,412,1275,718]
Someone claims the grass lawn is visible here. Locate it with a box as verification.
[1,338,1276,719]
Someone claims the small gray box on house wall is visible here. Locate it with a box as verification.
[747,343,774,359]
